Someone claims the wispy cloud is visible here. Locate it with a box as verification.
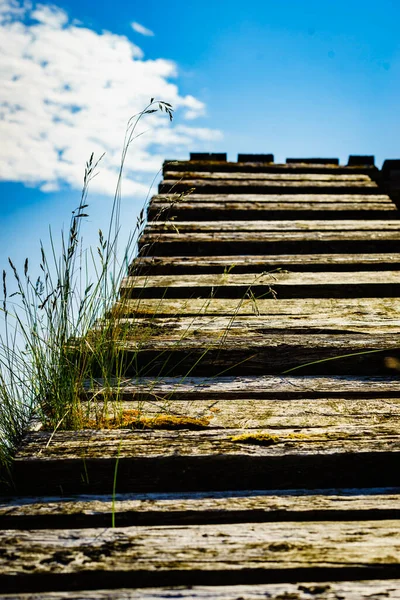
[131,21,154,37]
[0,1,221,196]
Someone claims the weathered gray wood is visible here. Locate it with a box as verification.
[3,490,400,527]
[3,580,400,599]
[163,160,378,175]
[152,193,393,204]
[12,425,400,494]
[163,171,374,181]
[159,178,380,194]
[117,297,400,321]
[148,202,397,222]
[131,253,400,275]
[146,220,400,232]
[139,230,400,256]
[120,271,400,299]
[1,520,399,593]
[83,375,400,398]
[112,312,400,334]
[78,397,400,429]
[78,332,400,376]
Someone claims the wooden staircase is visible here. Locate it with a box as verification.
[1,153,400,598]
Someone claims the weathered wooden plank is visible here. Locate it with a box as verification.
[163,160,378,175]
[12,425,400,494]
[76,333,400,376]
[159,179,380,194]
[83,375,400,398]
[1,520,399,593]
[163,171,374,181]
[130,254,400,275]
[120,271,400,299]
[104,313,400,335]
[138,230,400,255]
[152,193,393,204]
[2,580,400,599]
[146,220,400,232]
[148,203,398,222]
[2,490,400,529]
[77,397,400,429]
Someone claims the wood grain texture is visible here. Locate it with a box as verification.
[152,193,393,204]
[138,230,400,255]
[3,490,400,528]
[147,202,397,222]
[163,171,374,181]
[77,397,400,430]
[120,271,400,299]
[1,520,399,593]
[118,296,400,319]
[75,332,400,376]
[112,313,400,334]
[146,219,400,232]
[159,179,380,195]
[2,581,400,599]
[163,160,378,175]
[131,253,400,274]
[12,425,400,494]
[83,375,400,398]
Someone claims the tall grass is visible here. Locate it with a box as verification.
[0,100,174,480]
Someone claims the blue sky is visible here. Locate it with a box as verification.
[1,0,400,275]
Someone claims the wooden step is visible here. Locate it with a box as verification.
[120,272,400,299]
[139,229,400,255]
[77,396,400,431]
[148,192,397,222]
[3,489,400,528]
[159,178,380,195]
[163,171,374,182]
[69,333,400,376]
[12,425,400,495]
[148,201,397,221]
[163,160,379,175]
[152,192,393,204]
[145,219,400,232]
[131,253,400,275]
[83,375,400,399]
[1,517,400,593]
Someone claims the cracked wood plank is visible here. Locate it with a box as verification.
[12,426,400,493]
[163,171,374,181]
[163,160,378,175]
[130,254,400,274]
[83,375,400,398]
[78,397,400,429]
[152,193,393,204]
[2,581,400,599]
[2,490,400,529]
[159,179,379,194]
[147,202,397,222]
[76,332,400,376]
[118,297,400,319]
[0,520,399,594]
[120,271,400,299]
[111,313,400,334]
[138,230,400,255]
[146,219,400,232]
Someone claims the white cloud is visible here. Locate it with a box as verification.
[0,1,221,197]
[131,21,154,37]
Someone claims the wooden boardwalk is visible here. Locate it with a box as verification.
[2,154,400,598]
